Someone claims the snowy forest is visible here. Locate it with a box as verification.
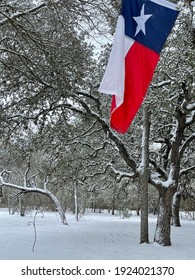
[0,0,194,255]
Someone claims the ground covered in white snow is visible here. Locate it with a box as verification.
[0,209,195,260]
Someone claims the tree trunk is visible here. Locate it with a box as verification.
[136,206,140,216]
[74,183,79,221]
[139,106,150,244]
[139,177,149,243]
[154,188,175,246]
[111,199,115,215]
[46,189,68,225]
[19,196,26,217]
[172,191,181,227]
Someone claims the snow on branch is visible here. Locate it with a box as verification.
[0,171,67,225]
[108,162,136,182]
[186,111,195,126]
[179,132,195,160]
[81,140,113,161]
[1,49,54,89]
[186,102,195,111]
[150,168,175,190]
[180,164,195,177]
[63,98,138,175]
[149,157,168,179]
[83,164,110,179]
[83,161,135,183]
[65,121,99,143]
[0,3,47,27]
[151,79,173,88]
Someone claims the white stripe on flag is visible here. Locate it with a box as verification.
[98,15,134,108]
[150,0,179,10]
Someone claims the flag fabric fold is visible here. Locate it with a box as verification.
[98,0,180,134]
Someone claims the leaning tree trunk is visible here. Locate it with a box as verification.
[172,191,182,227]
[45,188,68,225]
[154,187,176,246]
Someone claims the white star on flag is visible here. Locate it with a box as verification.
[133,4,152,36]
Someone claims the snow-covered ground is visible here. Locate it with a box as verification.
[0,208,195,260]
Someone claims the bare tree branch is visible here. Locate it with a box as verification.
[179,132,195,160]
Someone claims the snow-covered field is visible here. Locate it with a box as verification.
[0,208,195,260]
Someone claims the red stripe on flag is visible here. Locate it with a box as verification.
[110,41,159,134]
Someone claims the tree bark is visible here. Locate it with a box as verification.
[172,191,181,227]
[154,188,175,246]
[139,106,150,244]
[74,183,79,221]
[139,176,149,243]
[19,195,26,217]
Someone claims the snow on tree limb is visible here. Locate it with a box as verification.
[186,102,195,111]
[150,170,174,190]
[0,171,67,225]
[63,99,138,175]
[108,162,135,181]
[149,157,168,179]
[179,132,195,160]
[0,3,47,27]
[83,161,135,182]
[180,164,195,177]
[186,111,195,126]
[151,79,173,88]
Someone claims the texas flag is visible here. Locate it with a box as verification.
[98,0,179,134]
